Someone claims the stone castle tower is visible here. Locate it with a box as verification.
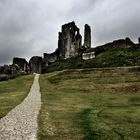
[58,21,82,59]
[57,21,92,59]
[43,21,92,66]
[84,24,91,48]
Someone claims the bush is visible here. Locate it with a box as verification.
[0,74,9,81]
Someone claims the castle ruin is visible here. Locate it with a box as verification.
[13,57,28,72]
[29,56,42,73]
[58,21,82,59]
[43,21,92,68]
[1,21,140,75]
[12,21,90,74]
[84,24,91,49]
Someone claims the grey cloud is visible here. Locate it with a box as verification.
[68,0,100,16]
[92,0,140,45]
[0,0,140,65]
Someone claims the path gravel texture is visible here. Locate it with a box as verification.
[0,74,41,140]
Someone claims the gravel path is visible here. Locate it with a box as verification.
[0,74,41,140]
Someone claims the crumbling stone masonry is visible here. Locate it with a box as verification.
[29,56,42,73]
[84,24,91,49]
[43,51,58,65]
[0,64,25,81]
[43,22,92,65]
[13,57,28,71]
[82,52,95,60]
[94,38,136,54]
[58,21,82,59]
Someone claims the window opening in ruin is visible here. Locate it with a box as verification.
[75,31,78,36]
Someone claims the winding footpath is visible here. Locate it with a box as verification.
[0,74,41,140]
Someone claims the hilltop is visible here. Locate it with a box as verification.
[0,21,140,75]
[44,47,140,73]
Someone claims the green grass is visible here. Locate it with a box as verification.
[38,67,140,140]
[0,74,34,118]
[45,48,140,73]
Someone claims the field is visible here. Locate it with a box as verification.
[0,75,34,118]
[38,67,140,140]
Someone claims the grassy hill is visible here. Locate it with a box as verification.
[0,75,34,118]
[45,48,140,73]
[38,67,140,140]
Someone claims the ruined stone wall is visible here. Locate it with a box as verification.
[95,38,136,54]
[84,24,91,48]
[13,57,28,71]
[43,51,58,64]
[58,21,82,59]
[82,52,95,60]
[0,64,25,81]
[29,56,42,73]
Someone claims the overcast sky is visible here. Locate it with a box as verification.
[0,0,140,65]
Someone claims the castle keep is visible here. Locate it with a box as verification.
[43,21,92,66]
[58,21,82,59]
[9,21,92,74]
[84,24,91,49]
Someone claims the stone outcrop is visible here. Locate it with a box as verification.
[58,21,82,59]
[84,24,91,48]
[13,57,28,71]
[29,56,42,73]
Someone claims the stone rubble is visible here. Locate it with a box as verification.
[0,74,41,140]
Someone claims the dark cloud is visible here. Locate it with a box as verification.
[0,0,140,65]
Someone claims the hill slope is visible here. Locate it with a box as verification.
[44,48,140,73]
[38,67,140,139]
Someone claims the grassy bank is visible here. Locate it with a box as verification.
[0,75,34,118]
[38,67,140,140]
[45,48,140,73]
